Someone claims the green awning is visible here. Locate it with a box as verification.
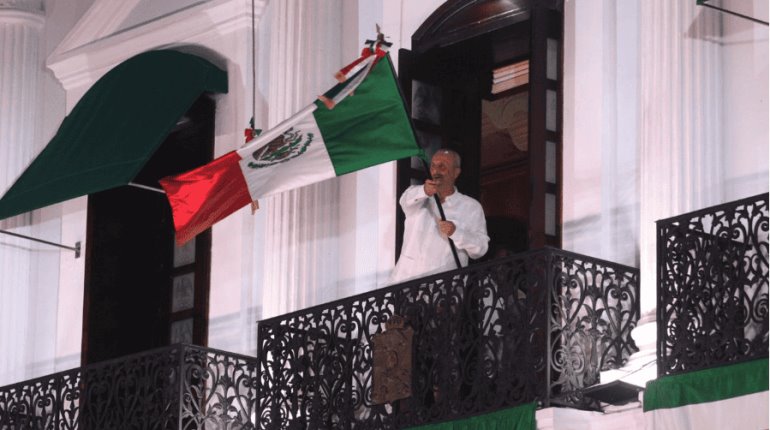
[0,50,228,220]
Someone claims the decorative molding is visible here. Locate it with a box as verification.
[412,0,530,52]
[0,0,42,13]
[47,0,266,93]
[52,0,142,57]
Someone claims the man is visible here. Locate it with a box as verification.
[389,149,489,284]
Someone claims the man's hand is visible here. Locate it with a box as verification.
[424,179,438,197]
[438,220,456,237]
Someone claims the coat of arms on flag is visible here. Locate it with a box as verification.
[246,127,313,169]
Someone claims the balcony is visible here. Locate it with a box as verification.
[0,344,258,429]
[656,192,769,376]
[0,249,641,429]
[256,247,640,429]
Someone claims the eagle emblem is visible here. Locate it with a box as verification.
[247,127,313,169]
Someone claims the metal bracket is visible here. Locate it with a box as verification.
[698,0,769,26]
[0,229,82,258]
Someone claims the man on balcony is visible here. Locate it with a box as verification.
[389,149,489,284]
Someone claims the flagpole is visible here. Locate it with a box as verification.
[420,158,463,270]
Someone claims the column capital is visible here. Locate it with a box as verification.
[0,0,42,13]
[0,1,44,27]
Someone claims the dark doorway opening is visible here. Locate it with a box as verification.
[397,1,563,262]
[83,95,215,364]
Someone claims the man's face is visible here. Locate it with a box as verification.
[430,152,460,187]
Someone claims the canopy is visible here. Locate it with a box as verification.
[0,50,228,220]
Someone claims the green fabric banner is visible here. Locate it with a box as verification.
[644,358,769,412]
[0,50,227,220]
[405,403,537,430]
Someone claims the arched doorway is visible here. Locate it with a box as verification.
[79,50,222,364]
[397,0,564,260]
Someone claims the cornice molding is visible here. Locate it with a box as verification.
[47,0,266,93]
[0,0,42,13]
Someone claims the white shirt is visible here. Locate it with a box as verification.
[389,185,489,284]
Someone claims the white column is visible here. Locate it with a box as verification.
[260,0,343,318]
[639,0,724,314]
[0,0,44,386]
[602,0,724,388]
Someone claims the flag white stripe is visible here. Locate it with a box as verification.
[328,56,375,105]
[237,112,335,200]
[645,390,769,430]
[237,104,317,158]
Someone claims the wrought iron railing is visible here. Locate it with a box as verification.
[257,247,639,429]
[0,344,258,429]
[657,193,769,376]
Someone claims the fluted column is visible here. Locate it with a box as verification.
[604,1,725,387]
[0,0,44,386]
[260,0,343,318]
[639,1,724,313]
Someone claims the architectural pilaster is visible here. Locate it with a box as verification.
[639,0,723,314]
[604,0,725,389]
[0,0,44,385]
[260,0,344,318]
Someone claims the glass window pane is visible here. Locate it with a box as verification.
[546,140,557,184]
[481,92,529,170]
[173,236,196,267]
[546,89,558,132]
[170,318,194,344]
[172,273,195,312]
[547,38,558,81]
[411,80,441,125]
[545,193,557,236]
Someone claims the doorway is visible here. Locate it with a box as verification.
[397,1,563,261]
[82,95,215,364]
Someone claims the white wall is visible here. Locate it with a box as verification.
[722,1,769,201]
[564,0,767,321]
[562,0,640,268]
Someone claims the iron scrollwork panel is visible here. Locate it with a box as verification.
[180,346,259,429]
[256,248,636,428]
[658,194,769,376]
[548,252,639,401]
[0,345,259,430]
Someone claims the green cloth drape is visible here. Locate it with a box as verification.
[0,50,227,220]
[405,403,537,430]
[644,358,769,411]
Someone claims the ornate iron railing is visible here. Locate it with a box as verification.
[657,193,769,376]
[257,247,639,429]
[0,344,258,429]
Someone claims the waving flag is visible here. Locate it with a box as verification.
[160,50,421,244]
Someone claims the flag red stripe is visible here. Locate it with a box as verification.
[159,151,251,245]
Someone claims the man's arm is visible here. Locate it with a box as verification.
[399,183,431,215]
[443,203,489,259]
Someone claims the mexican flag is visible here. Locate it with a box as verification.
[644,358,769,429]
[160,54,421,244]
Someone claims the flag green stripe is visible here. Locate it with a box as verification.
[404,402,536,430]
[644,358,768,412]
[313,55,421,176]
